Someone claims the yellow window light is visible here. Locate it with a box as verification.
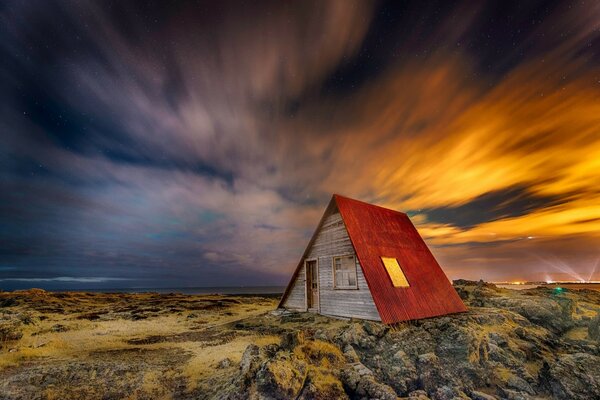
[381,257,410,287]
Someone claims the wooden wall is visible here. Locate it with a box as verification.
[282,264,306,310]
[308,210,380,321]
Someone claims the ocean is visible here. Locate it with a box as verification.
[496,283,600,291]
[52,286,287,295]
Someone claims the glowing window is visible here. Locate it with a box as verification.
[333,255,358,289]
[381,257,410,287]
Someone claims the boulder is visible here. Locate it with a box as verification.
[239,344,260,380]
[342,344,360,363]
[340,362,397,400]
[220,282,600,399]
[505,375,534,395]
[417,353,445,393]
[297,380,348,400]
[337,323,376,349]
[386,350,418,394]
[431,385,470,400]
[487,332,508,348]
[486,297,574,334]
[363,321,388,338]
[540,353,600,399]
[256,352,307,399]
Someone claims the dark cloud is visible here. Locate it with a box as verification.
[1,0,599,289]
[422,185,567,229]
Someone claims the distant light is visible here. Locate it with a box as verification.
[527,236,535,240]
[546,280,554,284]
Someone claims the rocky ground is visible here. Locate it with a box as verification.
[0,290,280,399]
[1,282,599,399]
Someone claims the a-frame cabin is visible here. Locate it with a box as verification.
[278,194,467,324]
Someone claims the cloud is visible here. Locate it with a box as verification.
[295,2,600,252]
[0,0,599,287]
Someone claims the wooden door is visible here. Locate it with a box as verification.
[306,260,319,310]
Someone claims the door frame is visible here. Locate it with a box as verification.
[304,258,319,312]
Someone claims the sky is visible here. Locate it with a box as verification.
[1,0,599,290]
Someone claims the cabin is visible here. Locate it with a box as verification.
[278,194,467,323]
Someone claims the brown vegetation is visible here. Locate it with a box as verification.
[1,283,599,399]
[0,290,278,399]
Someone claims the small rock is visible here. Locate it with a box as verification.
[313,329,328,341]
[507,375,534,394]
[51,324,68,332]
[262,343,280,358]
[269,309,292,317]
[355,363,373,377]
[393,349,409,361]
[513,327,526,339]
[359,378,398,400]
[216,358,233,369]
[343,344,360,363]
[408,389,431,399]
[239,344,260,379]
[497,388,529,400]
[338,323,375,349]
[280,331,305,350]
[363,321,388,338]
[470,390,497,400]
[298,380,348,400]
[431,385,469,400]
[488,332,508,347]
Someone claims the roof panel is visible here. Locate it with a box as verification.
[334,194,467,323]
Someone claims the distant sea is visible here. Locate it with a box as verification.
[496,283,600,291]
[55,286,287,295]
[495,284,541,290]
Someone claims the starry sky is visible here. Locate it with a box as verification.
[1,0,599,290]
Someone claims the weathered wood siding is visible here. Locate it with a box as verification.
[281,264,305,310]
[306,210,381,321]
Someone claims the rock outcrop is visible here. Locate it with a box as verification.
[223,281,600,400]
[1,282,598,399]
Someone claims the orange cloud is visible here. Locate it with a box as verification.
[306,33,600,249]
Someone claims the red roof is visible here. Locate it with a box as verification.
[279,194,467,323]
[334,194,466,323]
